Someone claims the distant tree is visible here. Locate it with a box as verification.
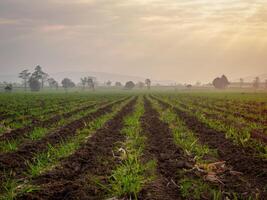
[41,73,49,88]
[212,77,221,89]
[31,65,48,89]
[80,77,87,90]
[4,84,12,92]
[145,79,151,90]
[137,81,145,89]
[186,84,192,89]
[61,78,75,91]
[212,75,230,89]
[47,78,53,88]
[115,82,122,87]
[195,81,201,86]
[265,79,267,89]
[125,81,135,90]
[253,77,260,89]
[239,78,244,88]
[31,65,43,80]
[54,81,59,90]
[106,80,112,87]
[18,69,31,91]
[221,75,230,85]
[80,76,95,91]
[29,77,41,91]
[47,78,58,89]
[87,77,95,91]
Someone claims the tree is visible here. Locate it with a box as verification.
[80,77,87,90]
[186,84,192,89]
[61,78,75,91]
[106,80,112,87]
[87,77,95,91]
[115,82,122,87]
[47,78,58,89]
[265,79,267,89]
[195,81,201,86]
[145,79,151,90]
[212,75,230,89]
[31,65,48,89]
[29,76,41,91]
[136,81,145,89]
[41,73,49,88]
[31,65,43,80]
[221,75,230,85]
[125,81,135,90]
[4,84,12,92]
[213,77,221,89]
[253,77,260,89]
[80,76,96,91]
[18,69,31,91]
[239,78,244,88]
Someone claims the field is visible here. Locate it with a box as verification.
[0,91,266,200]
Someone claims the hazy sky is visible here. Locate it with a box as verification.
[0,0,267,83]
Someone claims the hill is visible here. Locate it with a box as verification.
[0,71,175,86]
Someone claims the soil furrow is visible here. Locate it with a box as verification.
[17,97,137,200]
[0,101,104,142]
[181,99,266,125]
[176,95,267,119]
[138,97,191,200]
[0,98,127,181]
[0,113,14,121]
[0,98,90,124]
[188,106,267,144]
[153,96,267,198]
[165,96,267,144]
[183,103,267,143]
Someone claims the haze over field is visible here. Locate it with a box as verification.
[0,0,267,83]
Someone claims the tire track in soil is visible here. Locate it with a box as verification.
[152,96,267,198]
[0,98,128,182]
[0,100,107,142]
[17,97,137,200]
[138,97,192,200]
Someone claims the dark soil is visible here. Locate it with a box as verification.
[186,99,267,125]
[0,99,89,126]
[153,96,267,199]
[178,99,267,144]
[250,130,267,144]
[188,96,266,116]
[0,113,15,121]
[0,101,102,142]
[138,97,193,200]
[17,97,137,200]
[0,98,127,182]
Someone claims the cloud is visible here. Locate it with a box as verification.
[39,25,67,32]
[0,0,266,83]
[0,18,19,25]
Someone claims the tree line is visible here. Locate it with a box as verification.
[18,66,58,91]
[2,66,152,92]
[3,67,266,92]
[212,75,267,89]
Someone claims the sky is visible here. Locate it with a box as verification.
[0,0,267,83]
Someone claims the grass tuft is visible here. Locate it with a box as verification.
[0,140,19,152]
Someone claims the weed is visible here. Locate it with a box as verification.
[28,127,48,140]
[0,140,19,152]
